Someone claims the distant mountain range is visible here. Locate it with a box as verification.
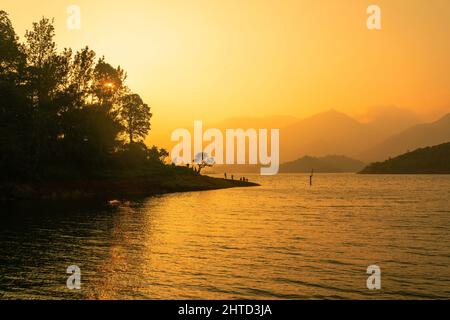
[280,155,366,173]
[360,142,450,174]
[357,113,450,162]
[214,115,300,130]
[281,109,450,163]
[207,155,366,174]
[216,108,449,164]
[280,109,381,162]
[160,106,450,171]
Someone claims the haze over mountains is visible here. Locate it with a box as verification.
[279,107,450,163]
[360,106,421,139]
[156,106,450,167]
[214,115,299,130]
[217,107,450,164]
[280,156,366,173]
[357,113,450,162]
[280,109,379,162]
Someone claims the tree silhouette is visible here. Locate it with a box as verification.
[193,152,215,174]
[0,11,32,180]
[119,93,152,144]
[93,57,127,107]
[67,46,96,106]
[0,12,161,181]
[0,11,25,80]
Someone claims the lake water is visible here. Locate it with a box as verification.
[1,174,449,300]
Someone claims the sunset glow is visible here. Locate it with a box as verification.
[1,0,450,303]
[2,0,449,149]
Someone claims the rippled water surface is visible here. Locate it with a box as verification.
[1,174,449,299]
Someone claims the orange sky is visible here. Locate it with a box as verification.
[3,0,450,146]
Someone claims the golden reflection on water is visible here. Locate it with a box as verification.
[0,174,449,299]
[81,174,450,299]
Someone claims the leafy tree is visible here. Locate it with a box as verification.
[0,12,170,182]
[0,11,32,180]
[93,57,127,107]
[148,146,169,164]
[24,17,71,109]
[119,93,152,144]
[66,46,96,107]
[0,11,26,81]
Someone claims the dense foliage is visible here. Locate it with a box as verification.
[0,11,167,181]
[360,142,450,174]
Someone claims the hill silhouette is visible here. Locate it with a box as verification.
[280,109,380,161]
[205,155,365,174]
[280,155,366,173]
[358,113,450,162]
[363,106,421,138]
[360,142,450,174]
[158,107,443,164]
[215,115,299,130]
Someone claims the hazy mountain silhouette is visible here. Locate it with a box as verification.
[160,107,445,166]
[358,113,450,162]
[280,155,366,173]
[363,106,421,138]
[280,109,380,161]
[214,115,299,130]
[206,155,366,174]
[360,142,450,174]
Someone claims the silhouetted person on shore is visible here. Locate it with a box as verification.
[231,175,234,181]
[310,169,314,186]
[224,173,227,180]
